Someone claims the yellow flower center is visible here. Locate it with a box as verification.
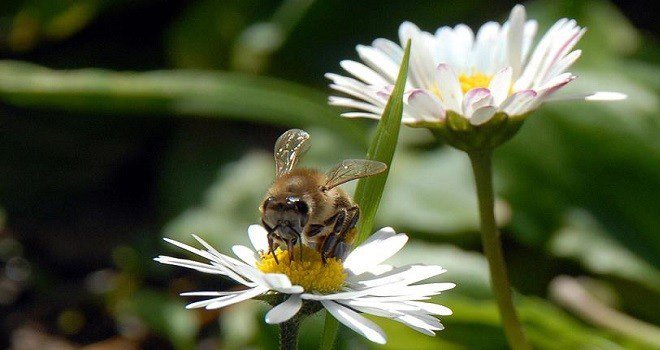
[458,72,492,93]
[256,246,346,293]
[430,72,493,99]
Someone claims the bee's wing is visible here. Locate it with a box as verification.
[274,129,311,177]
[323,159,387,190]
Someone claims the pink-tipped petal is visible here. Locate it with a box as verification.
[500,89,537,115]
[462,88,493,116]
[488,67,513,105]
[407,89,446,121]
[435,64,463,112]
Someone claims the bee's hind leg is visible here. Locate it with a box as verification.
[332,241,350,260]
[320,235,338,264]
[320,206,360,262]
[328,206,359,260]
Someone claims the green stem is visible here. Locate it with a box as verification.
[279,318,301,350]
[468,150,531,350]
[318,311,339,350]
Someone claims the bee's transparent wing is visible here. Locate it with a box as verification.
[274,129,311,177]
[323,159,387,190]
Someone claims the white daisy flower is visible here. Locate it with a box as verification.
[326,4,626,128]
[155,226,454,344]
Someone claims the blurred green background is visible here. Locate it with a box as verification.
[0,0,658,349]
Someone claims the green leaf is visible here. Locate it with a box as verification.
[0,60,364,141]
[352,39,410,244]
[549,210,660,293]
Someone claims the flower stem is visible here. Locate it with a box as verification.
[279,318,301,350]
[468,150,531,350]
[318,312,339,350]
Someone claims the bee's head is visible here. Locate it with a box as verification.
[261,195,309,241]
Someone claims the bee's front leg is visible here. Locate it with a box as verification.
[266,232,279,264]
[263,221,280,264]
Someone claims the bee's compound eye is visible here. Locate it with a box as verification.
[263,196,275,209]
[294,200,308,214]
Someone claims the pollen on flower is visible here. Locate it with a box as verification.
[256,246,346,293]
[458,72,492,93]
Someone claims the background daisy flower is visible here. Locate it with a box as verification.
[327,4,626,128]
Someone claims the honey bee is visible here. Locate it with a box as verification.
[260,129,386,263]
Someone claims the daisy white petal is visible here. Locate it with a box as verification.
[546,91,628,102]
[500,89,537,115]
[435,64,463,112]
[356,44,400,83]
[154,256,226,275]
[341,299,418,313]
[400,22,436,89]
[232,245,258,267]
[185,295,238,309]
[395,316,437,336]
[488,67,513,105]
[248,224,269,252]
[265,295,303,324]
[470,106,498,126]
[395,314,444,334]
[521,20,538,62]
[344,227,408,275]
[341,112,381,119]
[180,291,243,297]
[340,60,389,85]
[353,265,446,288]
[505,5,526,78]
[192,234,247,267]
[514,18,569,90]
[329,96,384,114]
[372,38,404,63]
[546,49,581,79]
[205,286,268,310]
[321,300,387,344]
[462,88,493,117]
[343,304,404,318]
[453,24,475,71]
[370,283,456,297]
[474,21,501,73]
[405,313,444,331]
[407,89,446,121]
[405,301,453,316]
[262,273,304,294]
[301,290,373,301]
